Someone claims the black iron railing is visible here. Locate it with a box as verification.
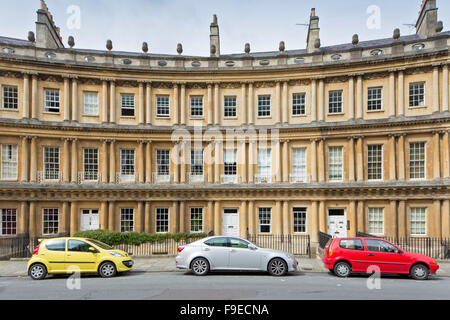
[247,234,310,257]
[318,232,332,249]
[0,233,31,259]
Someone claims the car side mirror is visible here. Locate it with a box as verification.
[398,250,403,254]
[89,247,98,253]
[248,245,257,251]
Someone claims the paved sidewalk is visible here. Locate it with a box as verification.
[1,257,450,277]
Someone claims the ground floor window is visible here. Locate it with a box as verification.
[258,208,271,233]
[156,208,169,233]
[293,208,307,233]
[42,208,59,235]
[368,208,384,235]
[1,208,16,235]
[190,207,203,233]
[120,208,134,232]
[410,208,426,236]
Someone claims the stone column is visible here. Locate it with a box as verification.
[282,81,288,125]
[310,139,317,182]
[180,141,186,184]
[274,81,281,124]
[214,141,222,183]
[214,201,221,236]
[442,64,449,112]
[108,201,115,232]
[273,139,281,182]
[356,136,364,182]
[433,66,440,113]
[248,140,256,183]
[173,142,180,184]
[398,71,404,116]
[433,200,442,238]
[102,80,108,123]
[31,74,38,119]
[110,80,116,123]
[71,139,78,183]
[318,79,324,122]
[138,141,145,183]
[397,134,405,180]
[356,75,363,119]
[29,201,37,239]
[349,200,356,236]
[239,141,247,183]
[248,200,255,235]
[109,140,116,183]
[348,136,355,182]
[357,201,365,234]
[30,136,37,182]
[274,201,282,235]
[389,71,396,117]
[396,200,404,238]
[61,201,69,233]
[318,138,325,182]
[282,200,289,235]
[173,83,179,124]
[70,201,78,236]
[214,83,220,125]
[179,201,186,233]
[207,201,214,235]
[180,83,186,125]
[146,82,152,124]
[348,76,355,120]
[138,82,145,124]
[71,77,78,122]
[207,142,214,184]
[20,136,29,182]
[144,201,151,233]
[241,82,247,125]
[433,131,441,179]
[62,138,70,183]
[442,200,450,238]
[311,79,317,122]
[100,201,108,230]
[19,201,28,234]
[145,141,152,183]
[207,83,213,125]
[22,73,30,119]
[63,77,70,121]
[240,200,248,238]
[282,140,289,182]
[310,201,319,243]
[136,201,144,233]
[248,82,254,125]
[101,140,108,183]
[443,131,450,178]
[319,200,326,233]
[388,134,397,180]
[170,201,179,233]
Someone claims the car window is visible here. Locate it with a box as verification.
[339,239,364,251]
[87,239,112,250]
[204,237,228,247]
[230,238,249,249]
[365,239,398,253]
[45,239,66,251]
[68,239,92,252]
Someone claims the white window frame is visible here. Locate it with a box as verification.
[367,87,383,112]
[2,85,18,110]
[44,89,60,113]
[291,148,307,182]
[410,207,427,236]
[328,146,343,182]
[0,208,17,236]
[1,144,18,180]
[257,95,271,117]
[409,82,426,108]
[292,93,306,116]
[42,208,59,235]
[368,207,384,235]
[190,207,204,233]
[120,208,134,232]
[257,149,272,183]
[409,142,426,180]
[367,144,383,181]
[190,149,204,181]
[258,207,272,233]
[83,92,99,116]
[121,94,135,117]
[156,96,170,117]
[83,148,99,181]
[190,96,204,117]
[43,147,60,181]
[293,207,307,234]
[156,149,170,177]
[328,90,343,114]
[155,208,169,234]
[120,149,135,181]
[224,96,237,118]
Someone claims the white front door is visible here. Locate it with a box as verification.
[222,209,239,237]
[328,209,347,238]
[80,209,100,231]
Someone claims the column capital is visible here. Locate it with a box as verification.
[22,71,39,76]
[432,130,446,135]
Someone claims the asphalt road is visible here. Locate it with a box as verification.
[0,271,449,300]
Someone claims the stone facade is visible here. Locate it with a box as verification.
[0,1,448,250]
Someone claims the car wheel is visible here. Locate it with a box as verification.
[99,261,117,278]
[191,258,209,276]
[334,261,351,277]
[29,263,47,280]
[268,258,288,277]
[410,264,429,280]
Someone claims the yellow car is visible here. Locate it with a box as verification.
[27,237,133,280]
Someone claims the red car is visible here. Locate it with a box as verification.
[322,237,439,280]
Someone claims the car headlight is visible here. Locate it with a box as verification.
[109,251,123,257]
[432,259,437,265]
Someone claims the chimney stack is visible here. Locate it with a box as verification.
[306,8,320,53]
[416,0,439,38]
[36,0,64,48]
[210,14,220,58]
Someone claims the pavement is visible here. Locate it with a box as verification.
[1,256,450,277]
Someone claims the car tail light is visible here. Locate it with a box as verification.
[177,246,185,253]
[32,243,41,255]
[328,249,333,257]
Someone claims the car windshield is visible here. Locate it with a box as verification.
[87,239,113,250]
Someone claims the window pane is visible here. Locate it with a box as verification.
[258,208,271,233]
[120,149,135,176]
[292,148,306,182]
[224,96,237,118]
[328,91,342,113]
[83,92,99,115]
[409,83,425,107]
[367,145,383,180]
[44,147,60,180]
[44,89,60,112]
[156,150,170,175]
[367,87,383,111]
[409,142,425,179]
[190,207,203,233]
[292,93,306,115]
[43,208,59,234]
[156,96,170,117]
[120,208,134,232]
[258,95,271,117]
[121,94,135,116]
[2,86,18,109]
[1,208,17,235]
[190,97,203,117]
[83,148,98,180]
[293,208,306,233]
[1,144,18,180]
[156,208,169,233]
[328,146,343,181]
[368,208,384,234]
[410,208,426,235]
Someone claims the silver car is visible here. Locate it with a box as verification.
[176,236,298,276]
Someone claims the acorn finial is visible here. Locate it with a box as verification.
[142,42,149,53]
[245,43,250,54]
[314,38,321,49]
[279,41,285,53]
[436,21,443,33]
[352,34,359,46]
[177,43,183,55]
[28,31,35,43]
[106,39,113,51]
[210,44,216,55]
[68,36,75,48]
[393,28,400,40]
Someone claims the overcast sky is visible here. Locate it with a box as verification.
[1,0,449,56]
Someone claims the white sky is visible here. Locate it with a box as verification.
[0,0,449,56]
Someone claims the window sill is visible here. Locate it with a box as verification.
[156,115,171,119]
[223,117,238,120]
[82,114,100,117]
[366,109,384,113]
[120,116,136,119]
[0,108,19,112]
[327,112,345,116]
[43,111,61,115]
[291,114,307,118]
[257,116,272,119]
[408,105,427,109]
[189,117,205,120]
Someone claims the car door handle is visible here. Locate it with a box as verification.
[203,248,210,251]
[368,254,375,256]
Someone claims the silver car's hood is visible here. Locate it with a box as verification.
[255,247,289,257]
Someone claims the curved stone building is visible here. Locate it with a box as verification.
[0,0,448,251]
